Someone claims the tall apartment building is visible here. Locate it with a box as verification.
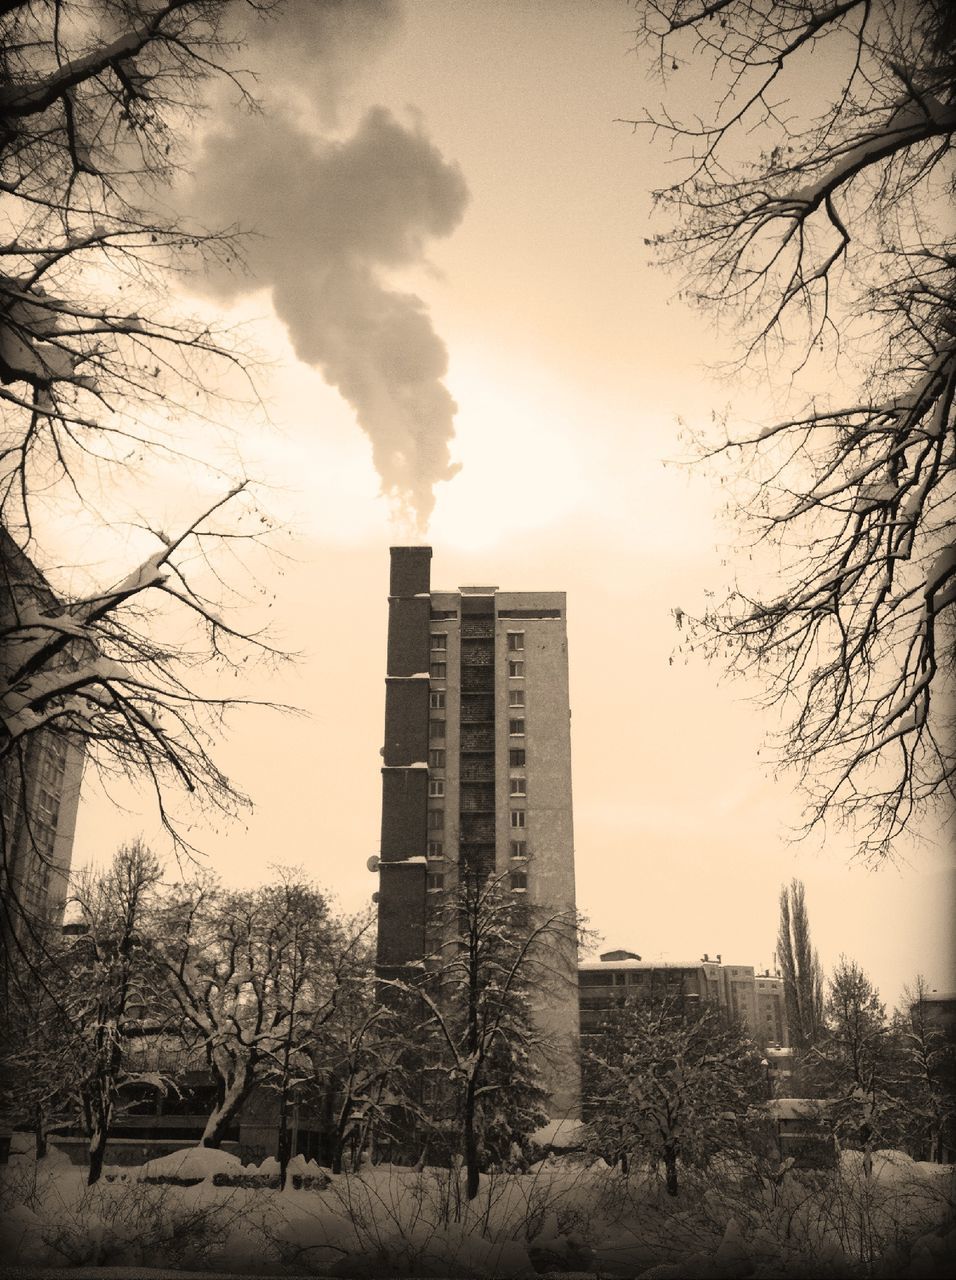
[376,546,580,1117]
[1,532,85,952]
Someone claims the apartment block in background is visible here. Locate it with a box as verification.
[1,532,85,949]
[376,546,580,1118]
[579,949,789,1047]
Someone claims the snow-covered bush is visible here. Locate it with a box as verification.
[589,1149,955,1278]
[2,1143,952,1275]
[0,1160,244,1270]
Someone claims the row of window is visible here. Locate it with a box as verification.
[428,778,525,798]
[430,719,524,739]
[430,691,524,710]
[428,751,523,780]
[427,839,527,859]
[430,633,526,654]
[430,660,524,679]
[579,969,700,987]
[427,870,527,892]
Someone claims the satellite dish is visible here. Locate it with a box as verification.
[366,855,381,873]
[371,892,380,904]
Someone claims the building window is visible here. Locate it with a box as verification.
[428,779,445,797]
[427,873,444,891]
[509,748,526,767]
[510,840,527,858]
[431,633,447,651]
[509,660,524,678]
[579,971,610,987]
[510,776,526,796]
[508,689,525,707]
[510,870,527,891]
[428,810,443,830]
[427,841,443,858]
[428,749,446,769]
[509,719,525,736]
[510,810,526,829]
[430,662,447,679]
[430,720,445,740]
[429,690,445,710]
[507,632,524,652]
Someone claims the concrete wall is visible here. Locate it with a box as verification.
[377,549,432,974]
[495,592,579,1119]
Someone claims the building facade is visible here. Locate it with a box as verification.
[1,532,85,953]
[376,546,580,1117]
[579,950,789,1047]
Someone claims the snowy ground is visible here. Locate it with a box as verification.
[1,1139,954,1278]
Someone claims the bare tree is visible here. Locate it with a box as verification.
[0,1,292,946]
[12,839,171,1184]
[809,955,904,1165]
[777,877,823,1051]
[582,996,766,1195]
[152,872,364,1153]
[307,927,398,1174]
[635,0,956,860]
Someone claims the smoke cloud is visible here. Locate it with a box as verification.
[187,3,469,528]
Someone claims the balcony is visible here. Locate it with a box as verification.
[460,848,495,879]
[460,694,494,723]
[460,786,495,812]
[459,814,495,842]
[461,666,494,693]
[461,620,494,639]
[460,725,494,751]
[461,641,494,667]
[460,758,494,783]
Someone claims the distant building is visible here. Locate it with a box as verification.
[908,989,956,1161]
[768,1097,837,1168]
[376,546,580,1117]
[579,952,710,1034]
[1,533,84,952]
[755,972,788,1046]
[579,949,789,1046]
[910,991,956,1038]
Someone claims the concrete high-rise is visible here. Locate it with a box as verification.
[376,546,580,1117]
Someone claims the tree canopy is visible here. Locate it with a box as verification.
[0,2,289,926]
[636,0,955,860]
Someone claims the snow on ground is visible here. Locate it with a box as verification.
[530,1117,587,1149]
[1,1145,953,1277]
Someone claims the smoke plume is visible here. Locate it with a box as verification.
[187,2,469,527]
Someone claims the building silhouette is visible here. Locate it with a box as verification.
[376,546,580,1117]
[1,533,84,960]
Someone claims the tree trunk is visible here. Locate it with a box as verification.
[87,1124,107,1185]
[34,1102,47,1160]
[464,1079,480,1200]
[84,1084,112,1186]
[201,1068,252,1148]
[663,1144,679,1196]
[277,1081,291,1190]
[331,1099,352,1175]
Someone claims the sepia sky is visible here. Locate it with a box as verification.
[71,0,954,1010]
